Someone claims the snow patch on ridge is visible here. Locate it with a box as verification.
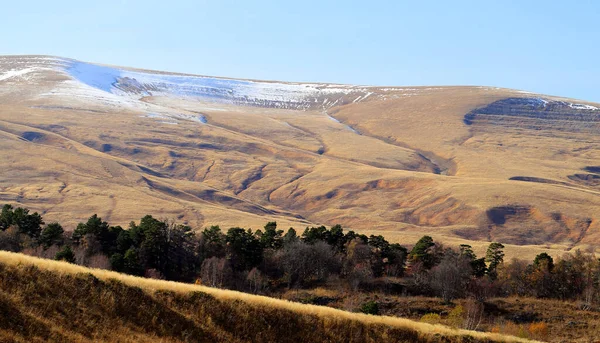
[0,67,41,82]
[141,112,207,125]
[511,97,598,111]
[62,60,372,110]
[67,62,120,93]
[569,103,598,110]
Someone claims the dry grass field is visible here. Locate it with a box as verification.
[0,250,538,342]
[284,288,600,342]
[1,55,600,260]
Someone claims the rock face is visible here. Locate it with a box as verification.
[2,55,600,257]
[464,97,600,133]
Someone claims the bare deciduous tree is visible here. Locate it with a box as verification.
[88,254,111,270]
[246,267,268,294]
[0,226,24,252]
[463,299,485,330]
[277,241,339,288]
[344,239,373,290]
[200,257,232,288]
[429,252,472,303]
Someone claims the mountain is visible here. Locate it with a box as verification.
[1,55,600,258]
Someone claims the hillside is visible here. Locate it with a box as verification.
[0,250,535,343]
[1,55,600,258]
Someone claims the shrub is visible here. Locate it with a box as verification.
[528,322,549,340]
[503,322,529,339]
[359,300,379,315]
[55,246,76,263]
[447,305,464,327]
[420,313,441,324]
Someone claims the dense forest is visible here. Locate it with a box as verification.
[1,204,599,308]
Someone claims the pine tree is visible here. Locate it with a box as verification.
[485,242,505,280]
[39,223,65,249]
[55,246,76,263]
[409,236,435,269]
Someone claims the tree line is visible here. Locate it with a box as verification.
[1,204,599,306]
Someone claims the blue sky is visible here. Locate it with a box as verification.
[2,0,599,102]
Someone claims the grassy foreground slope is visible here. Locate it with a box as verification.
[0,251,536,343]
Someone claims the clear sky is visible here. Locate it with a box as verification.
[2,0,599,102]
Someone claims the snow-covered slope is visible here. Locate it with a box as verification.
[2,56,598,115]
[0,56,379,110]
[65,60,375,110]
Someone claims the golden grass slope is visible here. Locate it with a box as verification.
[0,251,538,343]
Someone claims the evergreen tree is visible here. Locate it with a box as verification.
[301,226,329,244]
[327,224,345,251]
[72,214,110,248]
[115,230,133,254]
[164,223,198,281]
[533,252,554,271]
[460,244,487,277]
[200,225,226,258]
[459,244,476,260]
[283,228,298,245]
[409,236,435,269]
[123,248,143,275]
[136,215,169,273]
[55,245,76,263]
[0,205,44,238]
[368,235,390,253]
[105,226,124,255]
[386,243,408,277]
[471,258,488,278]
[344,230,368,244]
[260,222,284,250]
[0,204,14,230]
[226,227,263,271]
[485,242,505,280]
[39,223,65,248]
[110,253,125,272]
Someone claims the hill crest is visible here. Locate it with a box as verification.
[0,250,537,343]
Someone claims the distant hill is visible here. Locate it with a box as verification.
[2,55,600,259]
[0,251,534,343]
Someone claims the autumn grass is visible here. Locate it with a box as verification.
[0,251,540,343]
[289,288,598,342]
[3,72,600,261]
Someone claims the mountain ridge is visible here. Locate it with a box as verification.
[2,55,600,259]
[6,54,600,105]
